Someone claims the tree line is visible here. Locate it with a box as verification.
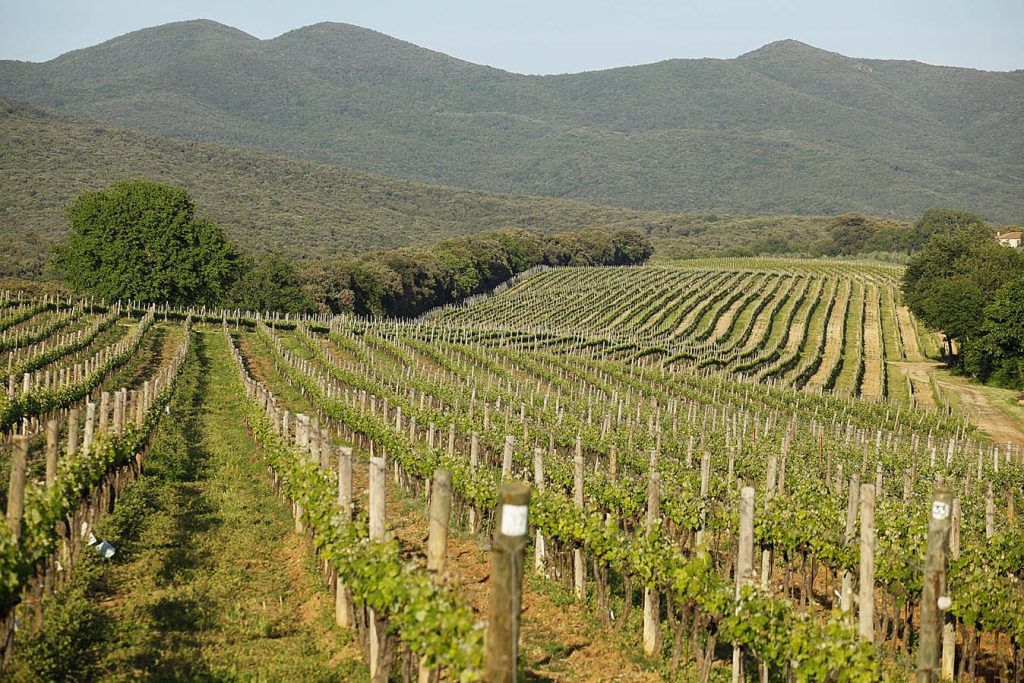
[53,180,653,318]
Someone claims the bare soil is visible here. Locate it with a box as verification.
[860,284,883,398]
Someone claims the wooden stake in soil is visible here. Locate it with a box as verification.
[418,470,453,683]
[45,419,59,485]
[426,469,452,580]
[696,449,712,547]
[465,432,480,531]
[840,474,860,612]
[533,448,546,574]
[941,498,961,680]
[335,446,354,629]
[83,402,96,454]
[916,484,952,683]
[368,456,388,682]
[859,484,875,643]
[486,481,531,683]
[7,436,28,538]
[573,440,585,602]
[733,486,755,683]
[643,471,662,656]
[98,391,110,433]
[67,407,80,457]
[502,435,515,479]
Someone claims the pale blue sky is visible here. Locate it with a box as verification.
[1,0,1022,73]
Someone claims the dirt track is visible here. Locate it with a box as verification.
[937,377,1024,446]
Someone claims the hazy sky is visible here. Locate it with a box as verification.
[1,0,1022,73]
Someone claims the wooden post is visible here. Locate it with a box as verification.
[643,471,662,656]
[840,474,860,612]
[916,484,952,683]
[761,451,778,589]
[985,483,994,540]
[99,391,110,432]
[859,484,875,643]
[533,448,546,574]
[418,469,453,683]
[112,389,124,435]
[135,385,145,426]
[67,407,80,457]
[7,436,28,538]
[45,419,59,485]
[941,498,961,680]
[696,449,711,547]
[468,433,481,533]
[573,439,585,602]
[733,486,755,683]
[426,469,452,579]
[335,446,354,629]
[83,402,96,454]
[368,456,388,682]
[502,435,514,479]
[485,482,531,683]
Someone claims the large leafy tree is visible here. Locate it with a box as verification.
[903,223,1024,360]
[54,180,239,305]
[964,278,1024,386]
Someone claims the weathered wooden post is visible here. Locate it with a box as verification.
[485,481,531,683]
[696,449,711,547]
[642,470,662,656]
[426,469,452,579]
[368,456,389,682]
[760,450,778,589]
[533,448,546,574]
[335,446,354,629]
[733,486,755,683]
[45,419,59,485]
[859,483,875,643]
[941,498,961,679]
[502,435,515,479]
[573,439,585,602]
[417,470,453,683]
[67,407,80,457]
[985,483,995,540]
[98,391,110,432]
[916,484,952,683]
[469,432,480,533]
[83,402,96,454]
[7,436,28,538]
[840,474,860,612]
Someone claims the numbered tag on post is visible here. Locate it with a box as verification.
[501,504,529,536]
[931,501,950,520]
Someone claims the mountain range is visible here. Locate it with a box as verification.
[0,98,833,279]
[2,20,1021,221]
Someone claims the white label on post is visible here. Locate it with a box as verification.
[501,504,529,536]
[931,501,950,520]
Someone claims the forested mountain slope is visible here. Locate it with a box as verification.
[2,20,1020,219]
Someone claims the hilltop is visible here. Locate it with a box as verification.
[1,20,1021,220]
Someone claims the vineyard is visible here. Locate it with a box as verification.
[431,259,948,407]
[0,259,1022,681]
